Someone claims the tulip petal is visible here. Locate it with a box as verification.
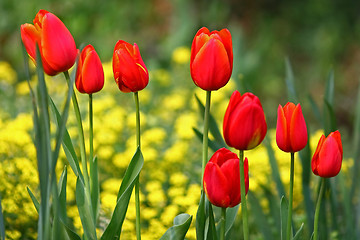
[276,104,290,152]
[191,38,231,90]
[41,12,77,73]
[81,50,104,94]
[220,158,240,207]
[317,136,342,177]
[311,135,325,176]
[203,162,231,208]
[218,28,233,69]
[289,104,308,152]
[20,24,40,61]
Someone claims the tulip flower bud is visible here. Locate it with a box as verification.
[203,148,249,208]
[113,40,149,93]
[311,130,343,178]
[276,102,308,153]
[190,27,233,91]
[20,10,77,76]
[75,45,104,94]
[223,91,267,150]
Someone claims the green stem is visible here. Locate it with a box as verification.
[134,92,141,240]
[201,91,211,189]
[286,152,295,240]
[314,178,325,240]
[89,94,99,222]
[64,71,90,187]
[220,207,227,240]
[239,150,249,240]
[89,94,93,170]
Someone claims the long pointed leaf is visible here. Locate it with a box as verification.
[285,57,297,103]
[35,44,52,240]
[76,177,96,240]
[293,223,304,240]
[195,94,227,147]
[196,192,206,240]
[49,97,84,184]
[27,187,40,213]
[193,128,224,151]
[101,147,144,239]
[160,213,193,240]
[280,196,288,240]
[225,204,240,238]
[264,137,286,198]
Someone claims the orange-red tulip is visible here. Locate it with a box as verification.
[276,102,308,153]
[75,45,104,94]
[312,131,343,178]
[203,148,249,208]
[223,91,267,150]
[20,10,77,76]
[190,27,233,91]
[113,40,149,93]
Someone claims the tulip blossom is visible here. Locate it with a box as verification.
[223,91,267,150]
[75,45,104,94]
[276,102,308,153]
[113,40,149,92]
[311,130,343,178]
[20,9,77,76]
[203,148,249,208]
[190,27,233,91]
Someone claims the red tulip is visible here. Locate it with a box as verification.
[75,45,104,94]
[190,27,233,91]
[276,102,308,152]
[113,40,149,92]
[311,131,343,178]
[203,148,249,208]
[223,91,267,150]
[20,10,77,76]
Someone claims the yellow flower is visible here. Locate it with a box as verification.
[172,46,191,64]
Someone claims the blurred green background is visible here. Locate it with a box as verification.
[2,0,360,132]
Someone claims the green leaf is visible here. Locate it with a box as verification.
[323,70,337,135]
[76,177,96,240]
[224,204,240,238]
[280,196,288,240]
[49,97,84,184]
[27,187,40,213]
[51,70,75,173]
[193,128,224,151]
[0,196,5,240]
[307,94,322,124]
[61,221,81,240]
[248,192,272,240]
[58,166,68,221]
[285,57,298,103]
[351,82,360,201]
[160,213,193,240]
[264,137,286,198]
[195,94,227,147]
[292,223,304,240]
[101,147,144,239]
[206,201,217,240]
[196,192,206,240]
[35,44,52,240]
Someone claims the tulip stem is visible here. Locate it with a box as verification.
[134,91,141,240]
[89,94,99,222]
[239,150,249,240]
[220,207,226,240]
[313,178,325,240]
[201,90,211,190]
[64,71,90,187]
[286,152,295,240]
